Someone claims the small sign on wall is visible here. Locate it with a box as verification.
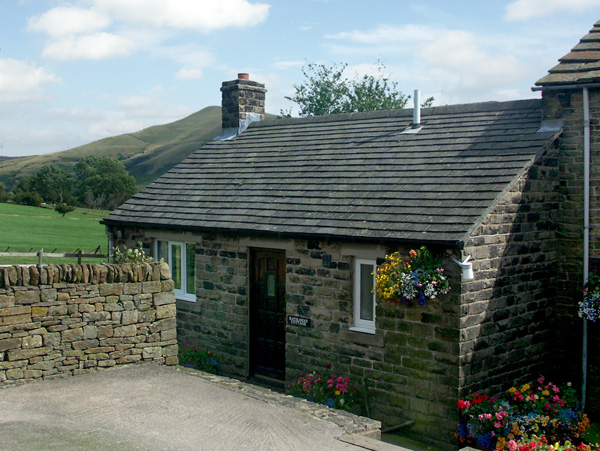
[288,315,310,327]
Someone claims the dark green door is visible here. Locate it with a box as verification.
[249,248,286,381]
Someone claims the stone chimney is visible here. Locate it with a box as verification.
[219,73,266,138]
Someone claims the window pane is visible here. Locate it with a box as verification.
[157,241,168,262]
[359,263,374,321]
[186,244,196,295]
[171,243,182,290]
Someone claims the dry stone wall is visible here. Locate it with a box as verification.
[0,262,178,385]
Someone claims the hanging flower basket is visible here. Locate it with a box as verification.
[375,246,450,307]
[578,274,600,321]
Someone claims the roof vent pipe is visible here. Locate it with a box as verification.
[238,73,250,80]
[413,89,421,128]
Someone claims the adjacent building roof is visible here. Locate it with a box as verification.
[104,99,559,247]
[536,20,600,86]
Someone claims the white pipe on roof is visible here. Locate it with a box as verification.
[413,89,421,127]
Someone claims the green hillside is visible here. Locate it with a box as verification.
[0,105,222,189]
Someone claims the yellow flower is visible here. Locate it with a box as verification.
[335,390,341,396]
[542,390,550,396]
[508,387,517,393]
[521,383,530,392]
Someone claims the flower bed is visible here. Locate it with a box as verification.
[456,376,596,451]
[288,366,356,411]
[178,342,219,373]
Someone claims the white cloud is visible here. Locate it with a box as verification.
[27,6,110,37]
[0,58,60,106]
[322,24,539,104]
[41,32,137,60]
[505,0,600,21]
[175,68,204,80]
[94,0,270,32]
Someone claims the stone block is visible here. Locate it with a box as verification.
[24,369,43,379]
[0,313,31,326]
[72,339,100,350]
[40,289,57,302]
[99,283,123,296]
[83,326,98,339]
[0,306,31,317]
[22,335,42,349]
[0,295,14,308]
[142,281,162,294]
[117,355,141,364]
[8,347,51,361]
[15,290,40,305]
[142,346,163,359]
[161,328,177,341]
[97,325,114,339]
[98,359,116,367]
[165,356,178,366]
[43,332,61,347]
[62,328,84,343]
[123,283,141,295]
[153,292,175,306]
[47,305,68,316]
[113,325,137,337]
[0,338,21,352]
[32,306,49,317]
[6,368,24,380]
[156,304,176,319]
[121,311,138,325]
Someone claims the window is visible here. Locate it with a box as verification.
[350,258,376,334]
[156,240,196,301]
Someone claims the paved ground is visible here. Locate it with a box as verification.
[0,364,411,451]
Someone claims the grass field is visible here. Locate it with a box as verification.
[0,203,110,265]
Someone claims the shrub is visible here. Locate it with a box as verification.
[288,365,356,411]
[113,241,154,264]
[14,190,42,207]
[178,342,219,373]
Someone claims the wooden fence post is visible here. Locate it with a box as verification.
[77,250,83,264]
[37,249,43,268]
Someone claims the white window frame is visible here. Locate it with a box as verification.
[155,240,196,302]
[350,258,377,334]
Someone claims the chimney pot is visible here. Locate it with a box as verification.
[238,73,250,80]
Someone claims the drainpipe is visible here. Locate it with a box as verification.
[582,87,591,409]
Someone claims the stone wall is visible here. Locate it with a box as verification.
[460,143,559,398]
[541,87,600,417]
[0,262,177,385]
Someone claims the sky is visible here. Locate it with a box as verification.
[1,0,599,157]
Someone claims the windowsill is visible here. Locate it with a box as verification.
[349,325,376,335]
[176,294,197,303]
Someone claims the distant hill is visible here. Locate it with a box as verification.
[0,106,224,189]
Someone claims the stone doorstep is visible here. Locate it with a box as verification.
[175,366,385,439]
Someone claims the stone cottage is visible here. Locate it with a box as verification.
[103,22,600,450]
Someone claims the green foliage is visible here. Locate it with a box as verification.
[54,202,75,217]
[0,183,11,203]
[13,189,42,207]
[285,61,433,117]
[74,156,137,210]
[179,342,219,373]
[30,164,75,204]
[112,242,154,264]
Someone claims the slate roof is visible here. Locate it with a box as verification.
[104,99,559,247]
[536,20,600,86]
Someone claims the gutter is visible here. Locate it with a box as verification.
[531,82,600,92]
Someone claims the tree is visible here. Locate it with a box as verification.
[0,183,10,203]
[285,62,433,117]
[12,176,43,207]
[55,202,75,217]
[74,156,137,210]
[30,164,75,204]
